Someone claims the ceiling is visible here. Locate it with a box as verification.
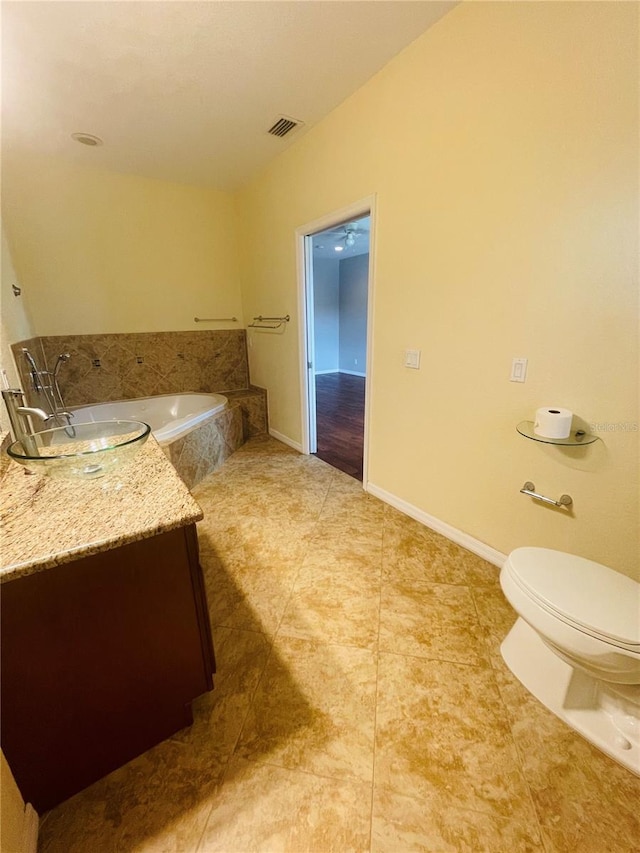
[312,216,370,260]
[1,1,457,191]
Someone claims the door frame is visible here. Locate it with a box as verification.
[295,194,377,487]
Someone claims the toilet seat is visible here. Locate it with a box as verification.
[503,548,640,653]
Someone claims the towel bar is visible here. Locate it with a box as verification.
[248,314,290,330]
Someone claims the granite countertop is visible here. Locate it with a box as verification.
[0,434,203,583]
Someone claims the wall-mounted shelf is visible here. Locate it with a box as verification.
[516,421,599,446]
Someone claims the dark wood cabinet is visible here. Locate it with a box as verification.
[1,523,214,812]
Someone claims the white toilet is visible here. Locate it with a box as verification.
[500,547,640,775]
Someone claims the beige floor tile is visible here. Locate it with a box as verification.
[192,445,333,516]
[539,822,640,853]
[371,787,544,852]
[197,756,372,853]
[471,584,517,634]
[312,512,385,549]
[327,466,368,493]
[37,438,639,852]
[375,652,540,831]
[196,482,319,521]
[382,508,499,588]
[170,627,272,757]
[379,581,488,666]
[471,583,518,660]
[305,535,383,571]
[38,733,226,853]
[222,439,333,486]
[197,514,315,567]
[200,547,298,635]
[38,798,112,853]
[306,538,383,576]
[321,478,385,523]
[278,554,381,649]
[236,637,377,783]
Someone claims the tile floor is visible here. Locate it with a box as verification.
[38,436,640,852]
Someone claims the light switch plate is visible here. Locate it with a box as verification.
[510,357,528,382]
[404,349,421,369]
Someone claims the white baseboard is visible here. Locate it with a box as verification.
[21,804,39,853]
[366,482,507,569]
[314,369,339,375]
[269,428,303,453]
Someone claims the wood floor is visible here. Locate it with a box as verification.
[314,372,365,480]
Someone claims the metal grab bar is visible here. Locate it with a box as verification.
[520,481,573,508]
[194,316,237,323]
[248,314,290,330]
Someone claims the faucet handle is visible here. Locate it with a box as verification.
[44,411,74,427]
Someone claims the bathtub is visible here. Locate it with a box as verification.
[71,393,228,445]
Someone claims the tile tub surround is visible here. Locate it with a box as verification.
[11,331,268,438]
[37,437,640,853]
[226,386,268,438]
[163,403,244,489]
[12,330,250,408]
[0,436,203,582]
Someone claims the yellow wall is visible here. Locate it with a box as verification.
[2,3,637,575]
[0,226,34,431]
[238,2,639,575]
[2,155,243,335]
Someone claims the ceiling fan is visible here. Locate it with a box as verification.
[327,222,369,249]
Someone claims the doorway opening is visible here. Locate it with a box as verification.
[297,201,374,483]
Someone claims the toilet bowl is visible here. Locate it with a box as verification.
[500,547,640,775]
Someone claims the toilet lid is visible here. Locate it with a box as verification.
[505,548,640,648]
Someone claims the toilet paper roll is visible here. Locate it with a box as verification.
[534,407,573,439]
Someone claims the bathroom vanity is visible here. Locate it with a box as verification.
[0,437,215,812]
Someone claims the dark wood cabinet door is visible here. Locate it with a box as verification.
[1,524,215,812]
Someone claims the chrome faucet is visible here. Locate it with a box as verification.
[1,389,58,455]
[20,348,72,423]
[16,404,51,422]
[22,348,43,393]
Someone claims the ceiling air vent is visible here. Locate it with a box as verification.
[267,115,304,138]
